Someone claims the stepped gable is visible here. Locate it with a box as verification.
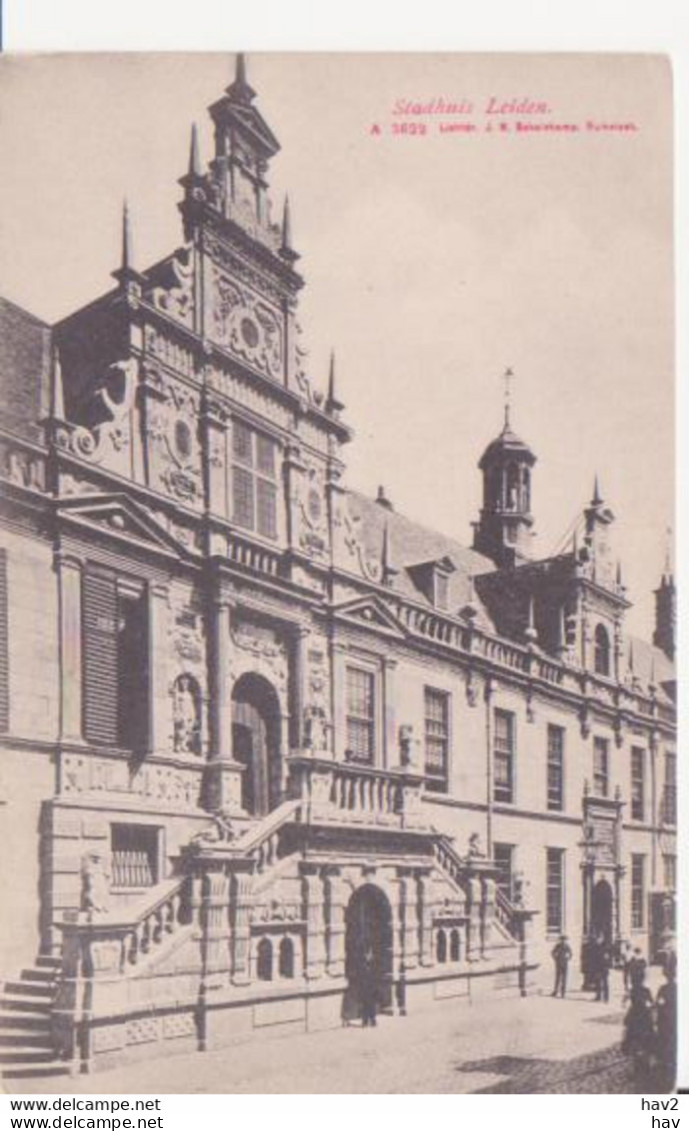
[344,488,496,628]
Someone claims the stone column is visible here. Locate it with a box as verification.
[56,553,83,743]
[382,657,397,769]
[291,625,311,751]
[206,596,244,813]
[201,867,231,988]
[417,875,434,967]
[400,875,420,969]
[147,582,169,755]
[466,876,483,961]
[230,872,253,986]
[203,404,227,520]
[303,871,326,980]
[331,642,348,760]
[324,872,347,977]
[481,876,497,953]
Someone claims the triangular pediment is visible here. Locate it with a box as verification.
[56,493,193,560]
[333,595,407,640]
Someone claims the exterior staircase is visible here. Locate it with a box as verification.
[0,956,68,1083]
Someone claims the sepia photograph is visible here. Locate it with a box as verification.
[0,50,677,1095]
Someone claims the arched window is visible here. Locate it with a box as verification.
[436,929,447,964]
[594,624,611,676]
[506,463,519,511]
[278,936,295,979]
[256,937,273,981]
[522,467,531,512]
[449,928,461,962]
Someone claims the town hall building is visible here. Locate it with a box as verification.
[0,57,676,1079]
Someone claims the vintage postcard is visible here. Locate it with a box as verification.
[0,52,676,1094]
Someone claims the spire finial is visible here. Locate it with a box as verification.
[592,474,602,506]
[525,594,538,644]
[616,559,623,588]
[50,344,65,422]
[502,367,515,430]
[227,52,255,103]
[279,195,299,263]
[628,638,635,675]
[326,350,344,414]
[121,199,132,272]
[663,525,673,581]
[189,122,201,177]
[381,521,393,584]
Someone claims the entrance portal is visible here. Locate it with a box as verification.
[231,673,282,817]
[345,884,394,1019]
[590,878,613,945]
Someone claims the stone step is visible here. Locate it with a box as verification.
[0,1012,52,1032]
[2,1063,70,1081]
[0,997,53,1014]
[3,980,54,998]
[0,1032,54,1049]
[35,955,62,970]
[0,1048,58,1065]
[19,967,57,984]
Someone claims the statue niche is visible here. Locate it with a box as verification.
[172,673,202,755]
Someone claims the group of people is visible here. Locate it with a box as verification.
[551,934,677,1084]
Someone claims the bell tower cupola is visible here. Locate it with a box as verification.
[473,369,536,567]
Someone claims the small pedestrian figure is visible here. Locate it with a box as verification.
[622,971,655,1072]
[341,980,358,1027]
[655,965,677,1086]
[595,935,611,1003]
[395,962,407,1016]
[360,949,378,1028]
[619,939,632,992]
[551,934,572,998]
[628,947,647,991]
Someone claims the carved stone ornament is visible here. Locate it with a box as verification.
[210,267,283,379]
[81,851,111,915]
[172,673,202,755]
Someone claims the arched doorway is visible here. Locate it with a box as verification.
[590,878,613,945]
[231,673,282,817]
[345,884,394,1017]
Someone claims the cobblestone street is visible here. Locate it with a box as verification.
[13,974,671,1095]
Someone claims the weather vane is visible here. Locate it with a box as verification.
[503,366,515,427]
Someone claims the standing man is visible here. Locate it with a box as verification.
[360,949,378,1028]
[595,935,611,1003]
[551,934,572,998]
[628,947,647,990]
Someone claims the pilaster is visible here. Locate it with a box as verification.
[56,552,83,743]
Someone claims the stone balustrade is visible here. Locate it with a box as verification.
[287,754,427,831]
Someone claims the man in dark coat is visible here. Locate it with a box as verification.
[551,934,572,998]
[360,950,378,1028]
[595,935,611,1002]
[628,947,647,990]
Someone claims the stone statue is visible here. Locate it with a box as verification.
[468,832,485,859]
[81,852,110,916]
[173,674,201,755]
[398,724,421,771]
[304,706,328,753]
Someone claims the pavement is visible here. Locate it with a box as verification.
[9,969,674,1095]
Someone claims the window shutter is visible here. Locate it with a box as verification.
[0,549,8,732]
[82,568,118,745]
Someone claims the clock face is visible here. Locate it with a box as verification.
[240,316,259,348]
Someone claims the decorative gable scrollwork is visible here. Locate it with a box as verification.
[55,358,138,466]
[210,267,284,380]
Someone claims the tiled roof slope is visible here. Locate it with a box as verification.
[343,489,497,630]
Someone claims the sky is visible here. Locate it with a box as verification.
[0,52,674,639]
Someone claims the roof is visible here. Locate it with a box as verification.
[342,489,497,628]
[478,418,536,470]
[626,635,675,702]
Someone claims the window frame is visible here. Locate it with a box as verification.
[230,418,279,541]
[630,746,645,822]
[546,724,565,811]
[493,842,515,903]
[593,623,611,677]
[593,736,609,799]
[493,708,515,804]
[663,752,677,825]
[631,853,646,930]
[546,847,565,935]
[345,664,376,765]
[423,685,451,793]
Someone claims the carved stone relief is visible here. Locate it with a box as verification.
[229,619,289,710]
[210,267,284,380]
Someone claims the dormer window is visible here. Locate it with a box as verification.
[407,555,456,610]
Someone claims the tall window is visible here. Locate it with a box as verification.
[0,548,8,733]
[593,737,609,798]
[493,843,514,902]
[630,747,645,822]
[546,848,565,934]
[231,420,278,540]
[424,687,450,792]
[494,709,515,803]
[547,725,565,811]
[594,624,611,676]
[345,666,375,764]
[663,752,676,825]
[663,854,676,892]
[82,569,148,751]
[631,854,645,930]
